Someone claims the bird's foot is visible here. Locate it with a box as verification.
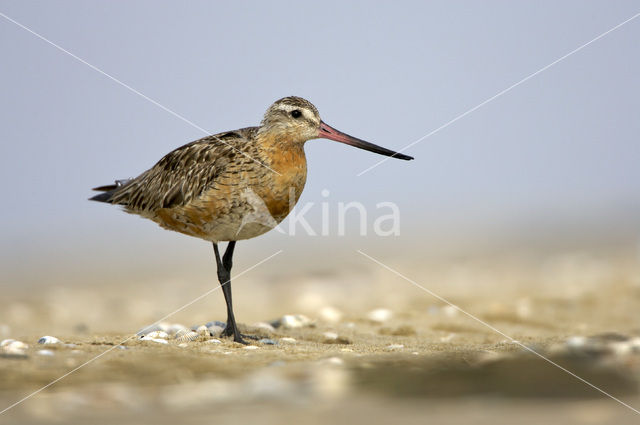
[232,334,249,345]
[220,325,259,344]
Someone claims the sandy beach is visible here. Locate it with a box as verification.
[2,248,640,424]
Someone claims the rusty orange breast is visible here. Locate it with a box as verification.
[255,136,308,222]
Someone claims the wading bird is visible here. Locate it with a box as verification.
[91,96,413,343]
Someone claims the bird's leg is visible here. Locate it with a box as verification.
[222,240,235,273]
[221,241,239,339]
[213,242,246,344]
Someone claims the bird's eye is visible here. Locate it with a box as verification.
[290,110,302,118]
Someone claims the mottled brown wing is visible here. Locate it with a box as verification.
[107,129,256,214]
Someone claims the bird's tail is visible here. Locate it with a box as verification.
[89,187,116,203]
[89,179,132,203]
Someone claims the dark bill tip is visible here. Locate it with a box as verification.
[318,121,414,161]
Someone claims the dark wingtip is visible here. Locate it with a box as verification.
[90,179,131,203]
[92,184,118,192]
[89,191,114,203]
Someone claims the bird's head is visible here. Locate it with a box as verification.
[259,96,413,160]
[260,96,321,143]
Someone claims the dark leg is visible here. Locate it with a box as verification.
[213,241,246,344]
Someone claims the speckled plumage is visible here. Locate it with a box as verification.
[91,97,314,242]
[91,96,413,244]
[91,96,413,344]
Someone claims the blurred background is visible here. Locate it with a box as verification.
[1,0,639,288]
[1,2,640,423]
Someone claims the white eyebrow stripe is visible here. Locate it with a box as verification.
[277,104,320,122]
[276,103,299,112]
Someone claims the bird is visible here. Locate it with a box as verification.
[90,96,413,344]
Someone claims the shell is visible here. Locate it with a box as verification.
[276,314,313,329]
[38,336,62,345]
[140,336,168,344]
[174,328,191,338]
[323,332,338,341]
[136,322,170,336]
[322,332,351,345]
[175,330,199,343]
[252,322,276,333]
[1,340,28,357]
[206,325,225,337]
[141,331,169,340]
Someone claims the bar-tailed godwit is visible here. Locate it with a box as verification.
[91,96,413,343]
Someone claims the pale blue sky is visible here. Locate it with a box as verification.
[1,1,639,281]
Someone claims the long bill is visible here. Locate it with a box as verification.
[318,121,414,161]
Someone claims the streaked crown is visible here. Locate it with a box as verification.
[259,96,322,143]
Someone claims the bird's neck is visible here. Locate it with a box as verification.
[252,132,308,220]
[256,133,307,173]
